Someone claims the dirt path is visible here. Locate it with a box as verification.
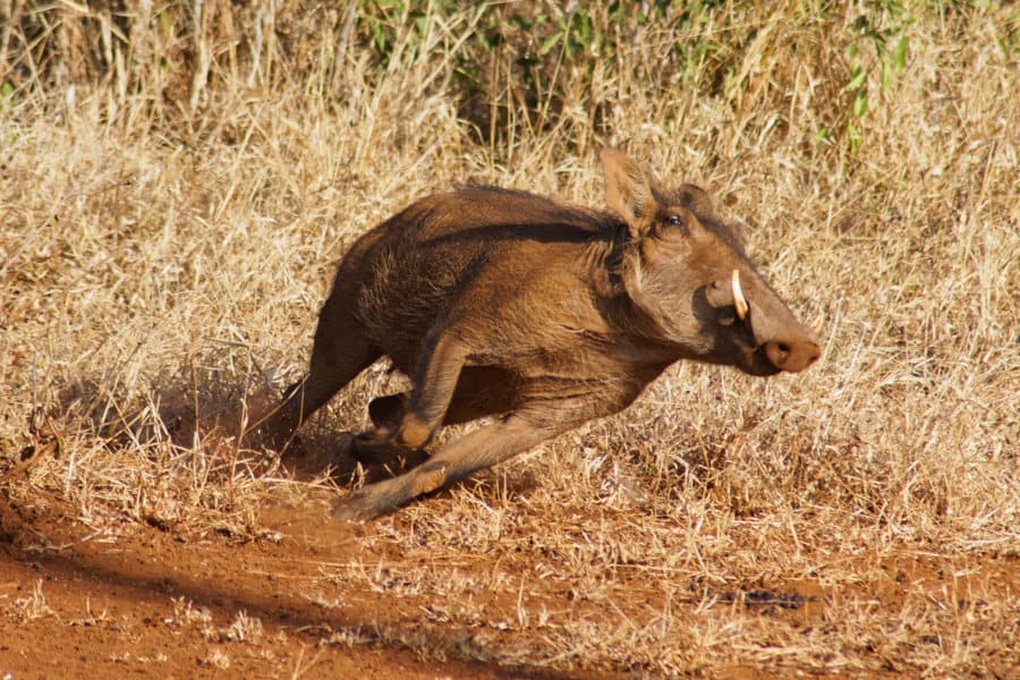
[3,490,1017,679]
[0,495,596,679]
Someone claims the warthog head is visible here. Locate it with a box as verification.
[600,149,821,377]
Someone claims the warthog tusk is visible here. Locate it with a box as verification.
[809,309,825,335]
[731,269,749,321]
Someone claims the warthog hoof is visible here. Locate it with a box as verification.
[333,486,394,522]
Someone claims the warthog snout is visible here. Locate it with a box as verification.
[256,149,821,521]
[705,269,820,376]
[764,337,821,373]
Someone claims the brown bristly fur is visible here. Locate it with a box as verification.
[261,149,819,521]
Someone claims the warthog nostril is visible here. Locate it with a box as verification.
[765,339,820,373]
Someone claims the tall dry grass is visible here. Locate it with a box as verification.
[2,1,1018,675]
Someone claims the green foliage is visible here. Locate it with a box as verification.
[992,5,1020,57]
[0,82,14,111]
[0,0,1010,154]
[352,0,924,153]
[840,0,913,150]
[356,0,457,69]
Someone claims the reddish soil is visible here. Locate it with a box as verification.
[2,489,1016,679]
[0,494,594,680]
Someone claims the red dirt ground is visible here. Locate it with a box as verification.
[2,488,1016,679]
[0,493,608,680]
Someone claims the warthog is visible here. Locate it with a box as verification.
[260,149,820,521]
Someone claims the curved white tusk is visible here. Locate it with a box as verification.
[731,269,749,321]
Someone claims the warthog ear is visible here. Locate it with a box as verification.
[601,148,659,239]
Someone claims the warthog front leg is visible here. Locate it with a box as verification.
[352,372,521,468]
[334,412,570,522]
[347,332,469,467]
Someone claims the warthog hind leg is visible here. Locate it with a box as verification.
[334,411,570,522]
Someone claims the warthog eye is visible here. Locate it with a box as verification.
[663,214,689,237]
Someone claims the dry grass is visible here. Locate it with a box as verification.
[2,1,1018,677]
